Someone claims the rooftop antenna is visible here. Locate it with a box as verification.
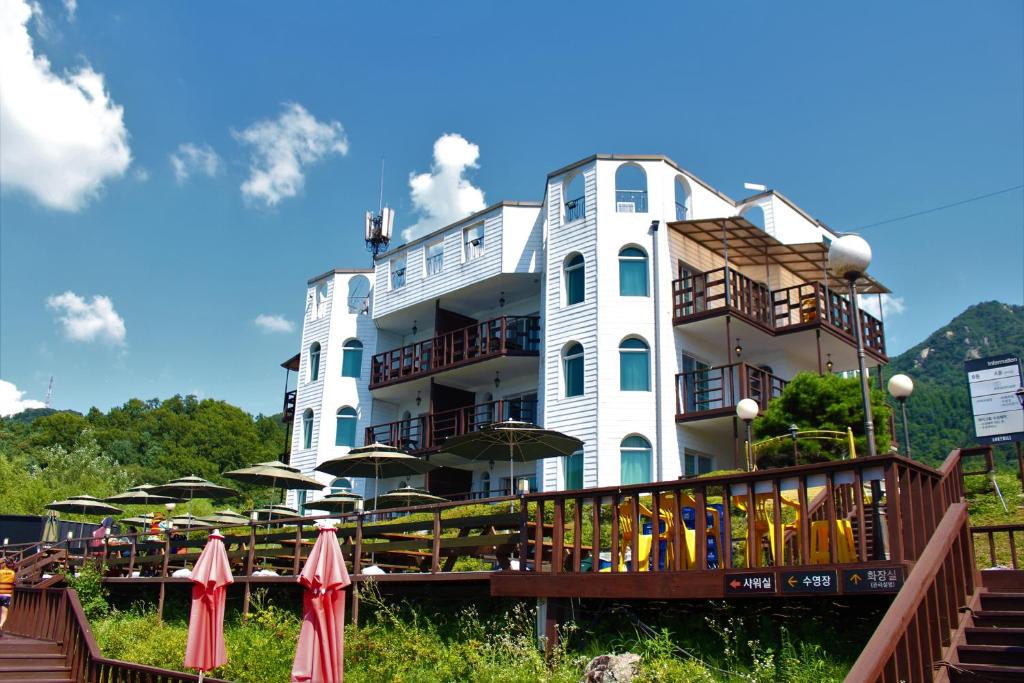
[365,156,394,259]
[45,376,54,408]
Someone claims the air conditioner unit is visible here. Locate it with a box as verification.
[617,202,636,213]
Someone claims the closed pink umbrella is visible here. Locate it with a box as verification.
[291,525,351,683]
[184,530,234,681]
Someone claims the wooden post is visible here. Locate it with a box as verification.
[241,522,257,618]
[572,497,582,573]
[431,509,441,573]
[534,500,544,573]
[157,529,171,621]
[610,494,620,573]
[694,487,707,570]
[292,522,303,575]
[519,496,529,570]
[552,500,564,574]
[543,598,567,660]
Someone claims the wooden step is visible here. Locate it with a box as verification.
[948,663,1024,683]
[972,610,1024,628]
[0,665,73,681]
[980,592,1024,611]
[956,644,1024,666]
[0,653,64,667]
[0,636,62,655]
[965,626,1024,646]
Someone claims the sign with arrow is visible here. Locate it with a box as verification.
[843,567,904,593]
[724,572,776,595]
[780,570,838,594]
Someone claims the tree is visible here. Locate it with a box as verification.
[752,372,892,468]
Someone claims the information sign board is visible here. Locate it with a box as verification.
[780,570,838,594]
[965,353,1024,445]
[724,572,776,595]
[842,567,904,593]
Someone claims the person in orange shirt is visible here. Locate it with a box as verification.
[0,557,15,635]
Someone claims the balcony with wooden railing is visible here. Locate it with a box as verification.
[675,362,787,421]
[370,315,541,388]
[366,397,539,454]
[282,389,297,423]
[671,267,886,358]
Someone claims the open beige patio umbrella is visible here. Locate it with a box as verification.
[303,491,363,514]
[150,476,237,517]
[104,484,180,506]
[169,514,212,530]
[315,443,436,511]
[46,495,124,544]
[366,485,447,511]
[198,510,250,527]
[224,461,324,502]
[440,420,583,510]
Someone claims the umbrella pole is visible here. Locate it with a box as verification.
[509,442,515,513]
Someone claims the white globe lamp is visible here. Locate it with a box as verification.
[888,373,914,456]
[736,398,759,470]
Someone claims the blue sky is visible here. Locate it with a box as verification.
[1,0,1022,417]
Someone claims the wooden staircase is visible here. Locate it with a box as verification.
[939,583,1024,682]
[0,635,72,682]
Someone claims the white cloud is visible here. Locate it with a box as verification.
[403,133,486,242]
[0,0,131,211]
[46,291,126,345]
[170,142,222,184]
[63,0,76,19]
[133,167,150,183]
[0,379,47,417]
[858,294,906,319]
[234,103,348,207]
[253,314,295,334]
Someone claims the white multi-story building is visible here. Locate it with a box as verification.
[279,154,890,509]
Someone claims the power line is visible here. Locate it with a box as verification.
[852,184,1023,231]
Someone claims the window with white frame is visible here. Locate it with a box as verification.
[425,241,444,276]
[463,223,485,260]
[390,257,406,290]
[302,409,314,449]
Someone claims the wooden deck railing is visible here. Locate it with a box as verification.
[972,523,1022,570]
[8,586,229,682]
[671,267,886,357]
[365,397,539,453]
[675,362,787,420]
[844,503,974,683]
[369,315,541,388]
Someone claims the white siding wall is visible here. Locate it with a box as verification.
[373,205,542,318]
[541,164,600,491]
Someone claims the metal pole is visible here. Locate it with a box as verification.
[848,279,877,456]
[899,398,911,458]
[745,420,753,471]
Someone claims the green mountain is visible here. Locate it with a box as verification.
[888,301,1024,466]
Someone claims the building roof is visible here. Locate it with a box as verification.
[667,216,890,294]
[373,200,543,261]
[280,353,300,371]
[545,153,738,206]
[306,267,374,285]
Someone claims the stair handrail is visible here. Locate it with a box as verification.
[844,502,973,683]
[9,586,230,683]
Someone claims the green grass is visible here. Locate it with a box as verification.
[964,469,1024,569]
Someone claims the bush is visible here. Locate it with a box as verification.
[753,372,891,468]
[63,564,110,621]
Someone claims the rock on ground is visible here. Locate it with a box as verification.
[580,653,641,682]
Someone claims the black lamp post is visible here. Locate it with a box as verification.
[887,374,914,457]
[789,423,800,466]
[828,234,877,457]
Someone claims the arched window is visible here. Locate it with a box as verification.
[619,337,651,391]
[563,253,585,306]
[347,275,371,314]
[341,339,363,378]
[675,176,691,220]
[620,435,652,485]
[335,407,358,447]
[331,477,353,493]
[302,409,314,449]
[564,448,583,490]
[563,173,585,223]
[614,164,648,213]
[562,342,584,397]
[308,342,321,382]
[618,247,649,296]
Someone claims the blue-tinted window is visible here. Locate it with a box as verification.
[619,337,650,391]
[341,339,362,378]
[620,435,652,484]
[564,253,585,306]
[619,247,648,296]
[563,342,584,397]
[335,407,357,447]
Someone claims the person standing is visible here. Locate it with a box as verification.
[0,557,15,636]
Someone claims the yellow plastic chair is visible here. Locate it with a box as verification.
[809,519,857,564]
[734,494,801,567]
[615,498,654,572]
